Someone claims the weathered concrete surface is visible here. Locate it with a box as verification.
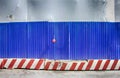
[0,0,115,22]
[115,0,120,21]
[0,70,120,78]
[105,0,115,21]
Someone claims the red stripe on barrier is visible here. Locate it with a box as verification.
[44,62,51,70]
[86,60,94,70]
[78,62,85,70]
[0,59,7,68]
[17,59,26,68]
[26,59,34,69]
[52,62,59,70]
[70,63,77,70]
[35,59,44,70]
[94,60,102,70]
[119,66,120,70]
[102,60,110,70]
[0,60,3,69]
[60,63,67,71]
[111,60,118,70]
[8,59,17,69]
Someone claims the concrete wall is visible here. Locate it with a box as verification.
[0,0,115,22]
[115,0,120,21]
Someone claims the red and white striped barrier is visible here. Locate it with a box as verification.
[0,59,45,70]
[0,59,120,71]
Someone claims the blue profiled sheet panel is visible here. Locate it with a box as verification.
[0,23,8,58]
[27,22,69,59]
[69,22,120,59]
[0,23,28,58]
[0,22,120,60]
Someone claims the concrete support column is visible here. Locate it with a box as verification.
[105,0,115,22]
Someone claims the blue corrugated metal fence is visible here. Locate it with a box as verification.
[0,22,120,60]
